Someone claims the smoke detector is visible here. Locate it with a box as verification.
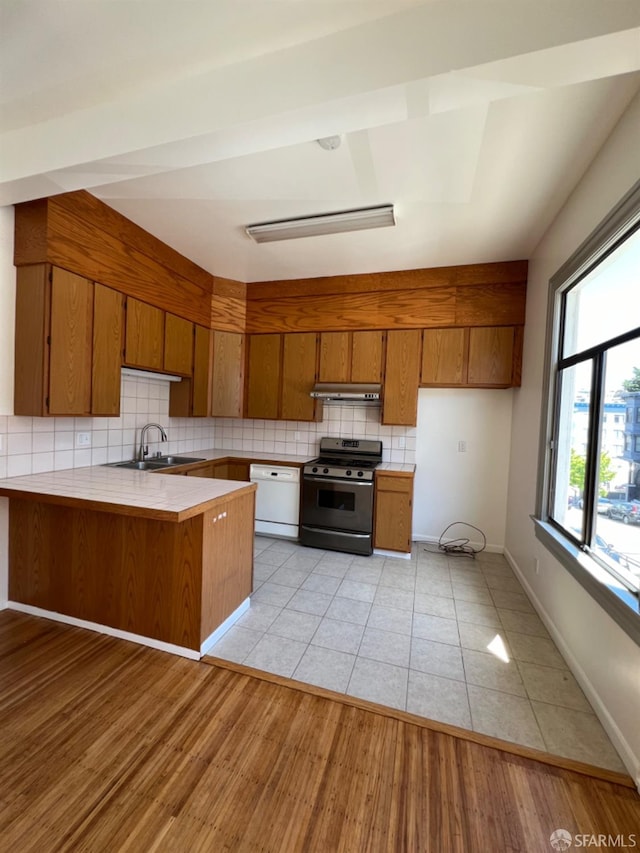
[317,135,342,151]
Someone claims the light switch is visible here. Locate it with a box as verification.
[457,440,467,452]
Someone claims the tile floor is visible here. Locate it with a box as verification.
[208,536,626,774]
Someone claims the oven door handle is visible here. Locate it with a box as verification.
[303,475,373,487]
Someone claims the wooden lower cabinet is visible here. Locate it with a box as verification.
[181,460,250,480]
[186,463,219,478]
[7,489,255,651]
[374,471,414,553]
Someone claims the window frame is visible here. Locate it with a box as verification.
[534,179,640,646]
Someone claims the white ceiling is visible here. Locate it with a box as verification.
[1,1,640,283]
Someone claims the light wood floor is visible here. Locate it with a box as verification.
[1,611,638,852]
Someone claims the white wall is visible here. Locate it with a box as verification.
[413,388,513,551]
[505,90,640,784]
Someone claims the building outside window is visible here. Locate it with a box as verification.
[537,181,640,636]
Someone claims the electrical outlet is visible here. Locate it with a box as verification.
[398,436,406,449]
[295,432,301,441]
[75,432,91,448]
[457,440,467,452]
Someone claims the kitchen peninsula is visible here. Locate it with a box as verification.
[0,467,256,658]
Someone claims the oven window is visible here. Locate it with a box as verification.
[318,488,355,512]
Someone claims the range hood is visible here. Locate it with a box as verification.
[310,383,381,402]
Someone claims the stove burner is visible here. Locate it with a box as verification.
[309,456,378,470]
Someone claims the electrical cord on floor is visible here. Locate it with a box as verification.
[423,522,487,559]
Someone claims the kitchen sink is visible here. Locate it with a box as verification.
[106,455,206,471]
[152,455,206,465]
[112,460,170,470]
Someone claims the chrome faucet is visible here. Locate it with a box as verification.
[138,423,168,461]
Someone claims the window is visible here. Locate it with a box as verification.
[537,180,640,643]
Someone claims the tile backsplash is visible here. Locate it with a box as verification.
[0,375,416,479]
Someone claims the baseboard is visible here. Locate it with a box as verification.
[504,547,640,791]
[7,602,201,660]
[413,534,504,554]
[200,598,250,656]
[374,548,411,559]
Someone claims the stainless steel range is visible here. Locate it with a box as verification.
[300,437,383,556]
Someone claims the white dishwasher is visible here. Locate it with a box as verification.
[249,464,301,539]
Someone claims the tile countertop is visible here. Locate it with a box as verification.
[0,466,256,523]
[0,450,415,522]
[191,448,416,473]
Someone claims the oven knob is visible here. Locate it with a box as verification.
[346,470,352,476]
[312,466,318,473]
[357,471,364,477]
[323,468,329,474]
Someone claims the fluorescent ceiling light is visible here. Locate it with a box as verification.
[245,204,395,243]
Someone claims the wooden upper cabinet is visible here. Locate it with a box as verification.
[382,329,421,426]
[468,326,515,386]
[14,265,123,417]
[420,325,521,388]
[164,313,193,376]
[211,331,245,418]
[421,328,468,385]
[318,330,384,384]
[281,333,319,421]
[124,297,164,371]
[245,334,281,420]
[319,332,350,382]
[169,323,212,418]
[192,325,212,416]
[48,267,93,416]
[351,331,384,383]
[92,283,124,416]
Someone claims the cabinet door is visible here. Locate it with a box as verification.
[281,333,318,421]
[14,264,50,416]
[382,329,421,426]
[246,334,281,420]
[185,463,218,477]
[374,474,413,553]
[351,331,384,383]
[227,461,250,481]
[164,313,193,376]
[92,283,124,416]
[212,331,245,417]
[49,267,93,415]
[319,332,350,382]
[192,325,212,416]
[468,327,514,386]
[125,298,164,371]
[421,328,468,385]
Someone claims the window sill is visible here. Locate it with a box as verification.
[533,517,640,647]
